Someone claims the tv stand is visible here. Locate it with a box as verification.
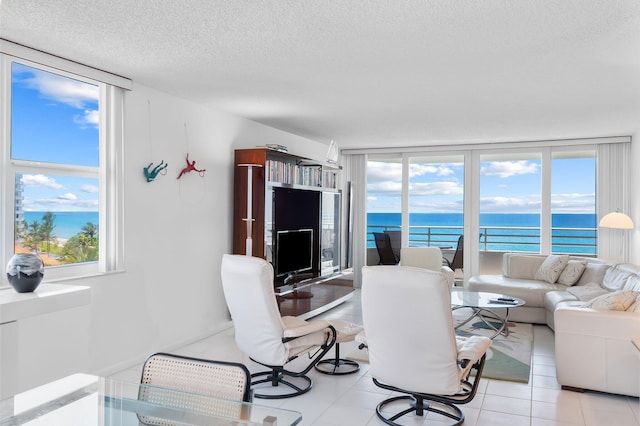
[281,272,314,299]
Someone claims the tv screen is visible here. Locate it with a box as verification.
[275,229,313,277]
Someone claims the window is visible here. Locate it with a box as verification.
[479,152,542,253]
[551,150,596,255]
[408,155,464,248]
[366,156,402,262]
[1,46,126,282]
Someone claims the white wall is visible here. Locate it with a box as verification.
[12,82,331,391]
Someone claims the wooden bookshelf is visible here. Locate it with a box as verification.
[233,147,352,317]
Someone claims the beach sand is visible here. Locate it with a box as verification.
[14,243,62,266]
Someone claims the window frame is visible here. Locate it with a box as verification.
[1,53,125,284]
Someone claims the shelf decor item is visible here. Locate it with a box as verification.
[6,253,45,293]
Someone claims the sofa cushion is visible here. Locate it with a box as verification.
[467,275,562,308]
[602,265,635,291]
[534,255,570,283]
[557,260,587,286]
[544,290,579,312]
[504,255,546,279]
[576,262,611,286]
[623,275,640,292]
[565,283,610,301]
[582,290,640,311]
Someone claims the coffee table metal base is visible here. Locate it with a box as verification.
[453,306,512,339]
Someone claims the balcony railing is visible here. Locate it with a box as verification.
[367,225,597,255]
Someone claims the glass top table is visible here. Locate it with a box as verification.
[0,374,302,425]
[451,289,526,339]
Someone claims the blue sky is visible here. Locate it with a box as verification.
[367,155,596,214]
[12,62,99,212]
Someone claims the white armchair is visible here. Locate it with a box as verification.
[361,265,491,425]
[400,247,455,286]
[220,254,336,399]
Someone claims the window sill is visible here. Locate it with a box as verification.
[0,283,91,324]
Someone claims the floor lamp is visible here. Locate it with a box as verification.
[599,210,634,262]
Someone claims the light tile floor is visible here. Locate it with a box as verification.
[110,290,640,425]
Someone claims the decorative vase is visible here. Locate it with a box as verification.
[6,253,45,293]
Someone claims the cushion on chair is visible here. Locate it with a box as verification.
[455,335,492,380]
[281,316,334,357]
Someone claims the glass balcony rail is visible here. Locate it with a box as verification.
[367,225,597,255]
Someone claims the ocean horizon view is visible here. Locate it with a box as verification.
[22,211,98,239]
[368,212,597,254]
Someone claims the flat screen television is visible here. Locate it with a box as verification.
[275,228,314,278]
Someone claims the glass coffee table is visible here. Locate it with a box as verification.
[450,290,525,339]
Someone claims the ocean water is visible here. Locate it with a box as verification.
[22,211,99,239]
[368,213,597,254]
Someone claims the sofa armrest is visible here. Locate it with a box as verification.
[554,307,640,397]
[555,307,640,337]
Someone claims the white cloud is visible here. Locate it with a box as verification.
[74,109,100,128]
[15,65,99,109]
[408,181,463,196]
[551,192,596,213]
[20,174,63,190]
[368,180,402,194]
[367,162,402,183]
[26,198,98,210]
[409,163,455,178]
[58,193,77,200]
[480,161,539,178]
[480,196,540,213]
[81,184,99,193]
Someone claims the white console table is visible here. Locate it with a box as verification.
[0,284,91,398]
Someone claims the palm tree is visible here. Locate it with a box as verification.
[81,222,98,238]
[40,212,56,255]
[26,220,42,252]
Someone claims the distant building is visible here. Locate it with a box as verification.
[14,173,25,238]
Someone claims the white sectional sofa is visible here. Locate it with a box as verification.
[467,253,640,397]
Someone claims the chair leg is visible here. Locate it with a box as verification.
[250,368,313,399]
[314,343,360,375]
[376,395,464,426]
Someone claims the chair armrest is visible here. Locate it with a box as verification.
[456,335,492,379]
[457,335,491,364]
[440,266,454,286]
[282,318,332,338]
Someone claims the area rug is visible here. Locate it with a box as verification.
[346,311,532,384]
[453,309,532,383]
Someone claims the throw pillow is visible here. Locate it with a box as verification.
[582,290,640,311]
[627,295,640,312]
[557,260,587,286]
[623,275,640,292]
[534,255,570,284]
[602,265,635,291]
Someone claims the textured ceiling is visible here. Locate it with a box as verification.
[2,1,640,149]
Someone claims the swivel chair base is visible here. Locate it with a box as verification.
[251,370,313,399]
[314,343,360,375]
[376,395,464,426]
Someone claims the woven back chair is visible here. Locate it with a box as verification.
[138,353,252,424]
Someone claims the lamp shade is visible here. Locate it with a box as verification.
[599,211,634,229]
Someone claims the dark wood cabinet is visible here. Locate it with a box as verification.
[232,148,353,317]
